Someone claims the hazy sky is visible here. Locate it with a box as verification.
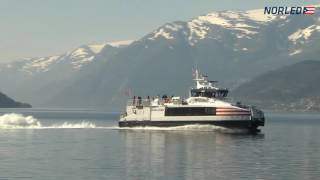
[0,0,318,62]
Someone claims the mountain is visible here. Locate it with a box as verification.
[232,60,320,112]
[1,40,133,75]
[0,40,133,106]
[0,7,319,110]
[0,91,31,108]
[49,7,320,110]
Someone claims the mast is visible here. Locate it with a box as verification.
[193,68,205,89]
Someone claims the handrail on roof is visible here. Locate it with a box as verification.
[127,98,183,106]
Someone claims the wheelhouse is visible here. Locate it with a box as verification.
[190,69,229,98]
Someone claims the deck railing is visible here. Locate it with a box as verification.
[127,99,153,106]
[127,98,183,106]
[126,97,249,107]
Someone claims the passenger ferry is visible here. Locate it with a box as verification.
[119,69,265,132]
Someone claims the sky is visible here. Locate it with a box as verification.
[0,0,319,62]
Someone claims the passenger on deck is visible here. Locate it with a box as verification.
[147,96,150,105]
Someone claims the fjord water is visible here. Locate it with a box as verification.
[0,109,319,180]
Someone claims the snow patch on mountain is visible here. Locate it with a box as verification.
[244,9,276,22]
[148,26,178,40]
[220,11,240,19]
[155,28,174,39]
[289,49,302,56]
[87,40,132,53]
[71,56,95,69]
[22,56,60,74]
[187,20,210,45]
[88,44,107,53]
[164,24,183,31]
[148,9,274,45]
[198,13,231,26]
[3,40,132,75]
[195,11,260,39]
[70,47,91,57]
[288,25,320,43]
[107,40,133,47]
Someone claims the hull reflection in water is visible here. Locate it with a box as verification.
[120,129,264,180]
[118,124,258,134]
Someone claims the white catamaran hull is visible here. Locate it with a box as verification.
[119,106,265,130]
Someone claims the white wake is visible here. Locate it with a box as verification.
[0,113,41,128]
[49,122,96,129]
[0,113,97,129]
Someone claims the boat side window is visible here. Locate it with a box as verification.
[191,89,218,98]
[216,90,228,98]
[191,91,200,97]
[165,107,216,116]
[205,107,215,115]
[204,91,214,98]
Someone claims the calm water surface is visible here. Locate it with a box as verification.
[0,109,319,180]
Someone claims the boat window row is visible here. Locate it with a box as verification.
[165,107,216,116]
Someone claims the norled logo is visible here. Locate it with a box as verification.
[264,6,315,15]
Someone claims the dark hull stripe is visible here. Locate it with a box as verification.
[119,120,264,129]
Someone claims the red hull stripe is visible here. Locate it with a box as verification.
[217,112,251,114]
[215,114,251,116]
[217,112,250,114]
[216,107,240,109]
[216,107,250,114]
[216,107,247,109]
[216,110,250,112]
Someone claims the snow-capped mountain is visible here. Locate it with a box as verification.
[145,8,319,56]
[148,9,277,45]
[0,40,133,75]
[1,6,319,110]
[0,40,132,105]
[46,6,320,110]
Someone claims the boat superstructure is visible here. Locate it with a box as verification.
[119,69,265,131]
